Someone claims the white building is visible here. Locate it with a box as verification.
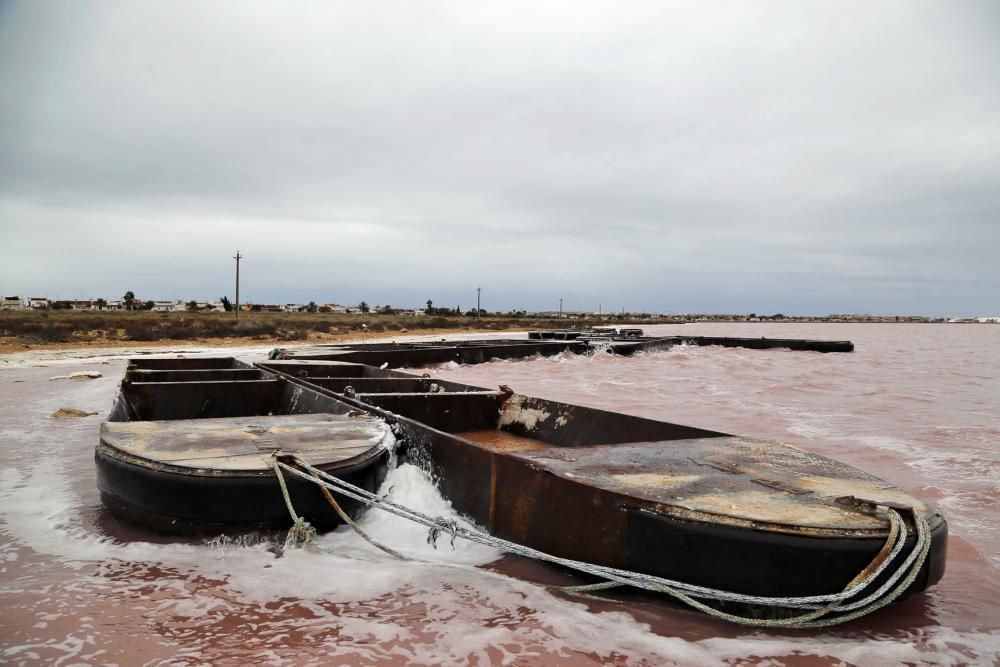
[1,296,23,310]
[27,297,48,309]
[153,300,184,312]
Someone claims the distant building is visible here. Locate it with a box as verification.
[978,317,1000,324]
[153,300,180,312]
[27,297,48,309]
[322,304,348,314]
[1,296,23,310]
[401,308,426,317]
[72,300,96,310]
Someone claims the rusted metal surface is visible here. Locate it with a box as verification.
[125,368,269,383]
[358,392,506,433]
[308,377,482,394]
[642,335,854,354]
[409,424,949,597]
[496,393,726,446]
[263,360,408,379]
[491,450,633,567]
[126,357,253,371]
[97,353,945,603]
[454,430,551,452]
[97,360,394,533]
[450,430,938,536]
[114,379,285,421]
[101,413,391,473]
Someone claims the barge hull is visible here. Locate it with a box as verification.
[96,447,388,534]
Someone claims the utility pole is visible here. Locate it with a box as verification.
[476,287,481,321]
[233,251,242,320]
[559,298,563,315]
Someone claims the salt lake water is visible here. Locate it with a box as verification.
[1,323,997,664]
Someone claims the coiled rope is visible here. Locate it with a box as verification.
[270,453,931,628]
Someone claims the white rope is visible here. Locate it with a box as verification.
[274,456,932,627]
[316,479,407,560]
[271,457,316,549]
[279,457,912,604]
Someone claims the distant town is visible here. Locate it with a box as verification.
[0,294,996,323]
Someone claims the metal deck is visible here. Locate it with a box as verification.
[459,432,928,534]
[101,413,392,472]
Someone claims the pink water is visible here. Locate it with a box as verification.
[1,323,998,665]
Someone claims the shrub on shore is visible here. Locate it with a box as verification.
[0,309,611,346]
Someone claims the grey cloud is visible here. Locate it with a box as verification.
[1,1,998,315]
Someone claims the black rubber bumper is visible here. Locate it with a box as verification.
[627,508,947,600]
[95,447,389,535]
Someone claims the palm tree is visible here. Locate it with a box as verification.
[359,301,370,314]
[123,291,135,311]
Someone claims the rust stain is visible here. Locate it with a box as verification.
[488,455,497,530]
[455,430,550,452]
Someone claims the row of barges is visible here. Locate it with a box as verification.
[96,333,944,620]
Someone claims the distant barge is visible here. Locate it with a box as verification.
[97,334,945,620]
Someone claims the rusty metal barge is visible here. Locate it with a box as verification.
[96,333,945,622]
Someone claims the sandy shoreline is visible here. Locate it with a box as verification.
[0,327,526,367]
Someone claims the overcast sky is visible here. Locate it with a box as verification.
[1,2,997,315]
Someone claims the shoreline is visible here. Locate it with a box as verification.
[0,327,515,356]
[0,327,525,367]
